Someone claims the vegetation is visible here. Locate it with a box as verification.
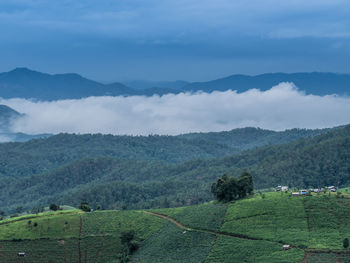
[79,202,91,212]
[151,202,227,231]
[49,203,60,211]
[132,222,215,263]
[220,192,309,246]
[205,236,304,263]
[211,171,253,202]
[304,194,350,249]
[0,125,349,213]
[0,191,350,262]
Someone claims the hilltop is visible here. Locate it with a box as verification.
[1,191,350,262]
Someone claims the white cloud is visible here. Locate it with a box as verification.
[0,135,12,143]
[1,83,350,135]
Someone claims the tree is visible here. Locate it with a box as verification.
[211,171,254,202]
[78,202,91,212]
[118,230,139,263]
[49,203,60,211]
[343,238,349,249]
[15,206,23,214]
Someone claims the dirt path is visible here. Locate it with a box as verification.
[78,216,83,263]
[145,211,284,243]
[301,252,311,263]
[95,234,104,262]
[145,211,189,230]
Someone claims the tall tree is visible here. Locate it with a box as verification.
[211,171,253,202]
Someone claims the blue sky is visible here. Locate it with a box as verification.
[0,0,350,81]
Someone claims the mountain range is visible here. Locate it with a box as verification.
[0,124,344,212]
[0,68,349,100]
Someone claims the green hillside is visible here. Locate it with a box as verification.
[0,127,331,178]
[0,125,349,214]
[180,127,330,150]
[1,192,350,262]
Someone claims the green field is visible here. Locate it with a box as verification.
[151,202,227,231]
[205,236,304,263]
[0,210,165,262]
[221,192,309,246]
[1,192,350,262]
[133,222,215,263]
[304,195,350,249]
[307,252,350,263]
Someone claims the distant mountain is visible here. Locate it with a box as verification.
[0,104,51,141]
[183,72,350,95]
[0,104,22,132]
[0,68,136,100]
[1,69,350,100]
[123,80,189,90]
[0,68,179,100]
[0,132,51,143]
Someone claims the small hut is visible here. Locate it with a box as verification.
[282,245,291,250]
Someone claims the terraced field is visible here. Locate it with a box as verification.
[0,210,165,262]
[1,192,350,262]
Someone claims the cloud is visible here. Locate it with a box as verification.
[1,83,350,136]
[1,0,350,81]
[0,0,349,40]
[0,135,12,143]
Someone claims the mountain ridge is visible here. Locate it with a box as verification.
[1,68,350,99]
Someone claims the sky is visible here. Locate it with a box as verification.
[0,0,350,81]
[1,83,350,137]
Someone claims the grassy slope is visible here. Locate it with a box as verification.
[0,210,165,263]
[133,222,215,263]
[151,202,227,231]
[144,192,350,262]
[205,236,304,263]
[1,192,350,262]
[221,192,309,247]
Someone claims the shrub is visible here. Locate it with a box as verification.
[49,203,60,211]
[79,202,91,212]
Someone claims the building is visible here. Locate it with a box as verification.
[276,186,289,192]
[281,186,289,191]
[300,190,307,195]
[283,245,291,250]
[328,186,337,192]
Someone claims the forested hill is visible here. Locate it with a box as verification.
[0,125,349,213]
[0,127,331,178]
[180,127,329,149]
